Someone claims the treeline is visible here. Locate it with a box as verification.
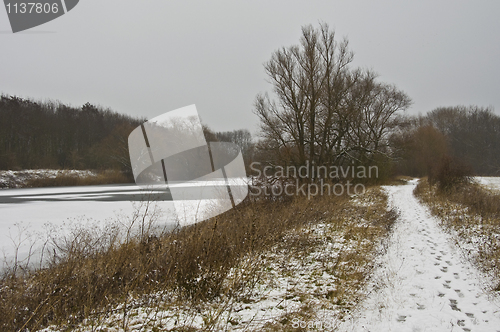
[0,95,143,174]
[391,106,500,178]
[0,94,256,180]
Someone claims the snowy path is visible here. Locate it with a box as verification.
[339,181,500,332]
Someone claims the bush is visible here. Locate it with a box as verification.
[431,155,472,191]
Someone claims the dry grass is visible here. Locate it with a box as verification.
[256,188,398,331]
[25,170,132,187]
[1,186,397,331]
[414,178,500,291]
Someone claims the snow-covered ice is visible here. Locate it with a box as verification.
[339,180,500,332]
[0,184,227,272]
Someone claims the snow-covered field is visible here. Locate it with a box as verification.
[476,176,500,192]
[339,181,500,332]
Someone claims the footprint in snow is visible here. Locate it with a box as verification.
[449,299,461,311]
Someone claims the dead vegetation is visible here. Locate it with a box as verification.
[414,178,500,291]
[0,169,132,189]
[25,170,132,187]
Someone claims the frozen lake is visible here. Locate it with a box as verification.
[0,182,239,272]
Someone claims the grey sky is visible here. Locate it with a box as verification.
[1,0,499,133]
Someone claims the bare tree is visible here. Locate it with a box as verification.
[254,23,411,174]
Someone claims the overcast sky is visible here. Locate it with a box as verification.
[1,0,499,133]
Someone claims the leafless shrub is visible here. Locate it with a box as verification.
[432,155,473,192]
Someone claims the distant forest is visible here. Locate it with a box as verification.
[390,106,500,177]
[0,94,254,177]
[0,95,143,172]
